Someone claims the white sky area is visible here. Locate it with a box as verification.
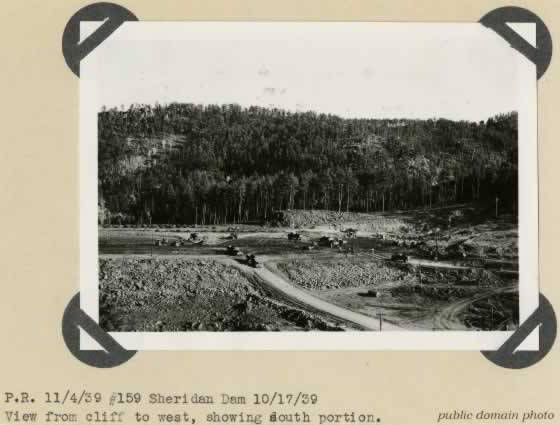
[84,22,534,121]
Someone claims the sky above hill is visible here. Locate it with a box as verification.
[84,22,534,122]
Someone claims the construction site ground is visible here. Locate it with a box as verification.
[99,206,520,332]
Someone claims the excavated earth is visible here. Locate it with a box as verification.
[98,205,520,331]
[276,257,516,329]
[99,257,346,332]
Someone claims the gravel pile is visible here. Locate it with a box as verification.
[418,268,502,287]
[278,259,414,290]
[271,209,407,232]
[279,258,505,292]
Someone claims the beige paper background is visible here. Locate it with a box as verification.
[1,1,559,424]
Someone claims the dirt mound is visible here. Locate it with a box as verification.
[271,209,408,233]
[416,267,502,287]
[279,257,506,293]
[278,259,415,290]
[410,224,518,261]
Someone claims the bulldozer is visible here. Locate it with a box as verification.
[246,254,262,268]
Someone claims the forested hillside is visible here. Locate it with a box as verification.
[98,103,517,225]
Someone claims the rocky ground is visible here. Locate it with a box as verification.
[97,204,520,332]
[276,257,516,329]
[458,292,519,330]
[99,257,347,332]
[277,258,415,290]
[277,257,506,292]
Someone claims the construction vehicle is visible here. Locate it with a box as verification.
[227,226,240,239]
[344,228,358,239]
[319,236,336,247]
[391,253,409,263]
[365,289,378,297]
[319,236,347,248]
[287,232,301,241]
[226,245,243,256]
[246,254,262,268]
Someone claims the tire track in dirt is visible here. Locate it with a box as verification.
[432,285,518,330]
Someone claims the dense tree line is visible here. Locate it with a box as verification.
[98,103,517,225]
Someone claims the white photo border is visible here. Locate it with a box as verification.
[80,22,539,351]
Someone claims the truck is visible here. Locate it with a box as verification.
[246,254,262,268]
[319,236,336,248]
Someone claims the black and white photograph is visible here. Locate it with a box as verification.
[80,22,538,350]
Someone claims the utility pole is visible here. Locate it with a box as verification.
[495,197,499,218]
[377,313,385,331]
[434,227,440,260]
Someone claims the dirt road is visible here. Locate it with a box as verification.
[101,250,516,331]
[100,228,518,331]
[225,257,399,331]
[432,285,518,330]
[100,251,398,330]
